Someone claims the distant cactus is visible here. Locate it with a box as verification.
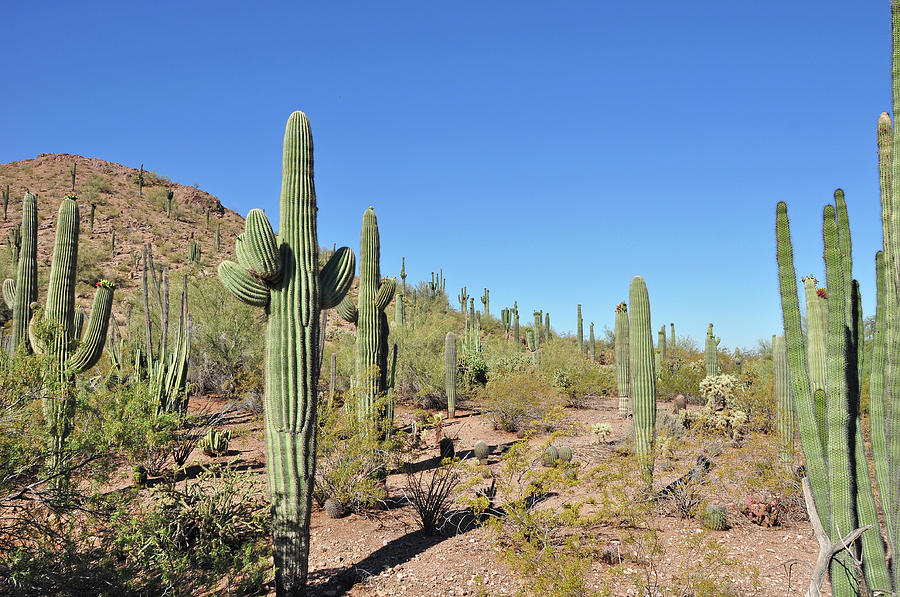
[673,394,686,413]
[704,324,719,377]
[166,189,174,218]
[544,312,551,343]
[576,304,583,351]
[481,288,489,317]
[2,184,8,220]
[658,325,667,360]
[702,505,728,530]
[70,161,76,191]
[773,335,793,467]
[513,302,520,345]
[558,446,573,463]
[458,286,468,312]
[525,329,540,365]
[533,311,542,350]
[445,331,457,418]
[589,322,595,361]
[501,308,511,340]
[90,202,96,233]
[400,257,407,293]
[205,207,210,230]
[670,322,675,347]
[615,302,629,418]
[215,222,221,252]
[138,163,144,197]
[395,291,405,327]
[542,446,559,467]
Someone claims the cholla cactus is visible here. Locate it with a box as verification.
[699,374,738,411]
[591,422,612,444]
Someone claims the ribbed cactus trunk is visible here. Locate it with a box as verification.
[3,193,37,356]
[704,324,718,377]
[481,288,489,317]
[615,303,629,418]
[657,326,666,360]
[32,197,114,478]
[589,322,595,361]
[337,208,395,423]
[395,291,404,328]
[629,278,655,485]
[576,304,583,351]
[544,312,551,343]
[513,303,520,345]
[670,322,675,348]
[445,332,457,418]
[533,311,542,349]
[773,335,794,468]
[218,112,355,596]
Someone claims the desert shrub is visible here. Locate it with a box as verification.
[730,359,776,433]
[657,356,706,403]
[84,173,113,195]
[488,351,532,380]
[111,465,269,591]
[403,457,468,534]
[536,340,616,405]
[458,349,488,388]
[189,277,265,398]
[479,372,563,432]
[314,393,399,511]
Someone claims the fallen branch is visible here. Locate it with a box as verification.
[801,476,871,597]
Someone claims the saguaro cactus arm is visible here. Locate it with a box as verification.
[2,279,14,310]
[337,295,358,323]
[374,278,396,310]
[218,261,271,307]
[243,209,282,281]
[320,247,356,309]
[67,282,115,373]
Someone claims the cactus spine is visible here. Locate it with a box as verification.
[2,193,37,356]
[445,331,457,418]
[629,278,655,484]
[337,207,395,423]
[576,304,583,351]
[704,324,719,376]
[217,112,355,594]
[615,302,629,418]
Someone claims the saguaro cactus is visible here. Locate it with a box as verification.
[29,196,115,475]
[501,308,511,341]
[2,193,37,356]
[705,324,719,377]
[526,328,540,365]
[445,331,457,418]
[166,190,174,219]
[400,256,407,293]
[458,286,468,312]
[218,112,356,595]
[337,207,396,422]
[629,278,656,485]
[615,302,629,418]
[589,322,595,361]
[658,325,667,360]
[481,288,489,317]
[533,311,542,350]
[670,322,675,347]
[138,163,144,197]
[576,304,583,351]
[513,301,520,345]
[544,312,551,343]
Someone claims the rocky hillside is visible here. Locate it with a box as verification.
[0,153,246,325]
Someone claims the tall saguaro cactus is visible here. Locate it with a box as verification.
[704,324,719,377]
[773,335,794,468]
[629,278,656,485]
[338,207,396,422]
[3,193,38,356]
[29,196,115,475]
[589,322,595,361]
[445,331,457,418]
[218,112,356,595]
[513,301,520,345]
[576,304,583,351]
[615,302,629,418]
[481,288,489,317]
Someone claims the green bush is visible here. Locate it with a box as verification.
[479,372,563,432]
[657,357,706,403]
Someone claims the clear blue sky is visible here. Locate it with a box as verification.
[1,1,893,350]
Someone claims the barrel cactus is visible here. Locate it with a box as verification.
[218,112,356,594]
[324,498,345,519]
[542,446,559,467]
[474,440,490,464]
[558,446,573,463]
[702,505,728,531]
